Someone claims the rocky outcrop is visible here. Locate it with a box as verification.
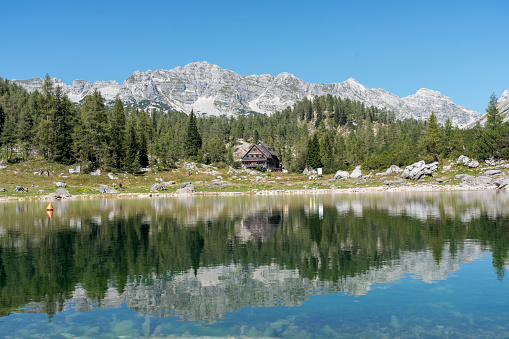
[402,161,439,180]
[485,170,502,176]
[383,178,407,186]
[55,182,67,188]
[12,62,482,127]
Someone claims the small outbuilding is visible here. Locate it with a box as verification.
[241,142,281,171]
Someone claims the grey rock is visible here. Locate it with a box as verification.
[0,188,6,192]
[55,182,67,188]
[435,178,443,183]
[47,188,72,199]
[181,182,192,189]
[485,170,502,176]
[468,160,480,168]
[213,181,231,188]
[402,161,439,180]
[350,165,362,179]
[328,179,336,183]
[495,164,509,169]
[384,178,407,186]
[150,183,163,191]
[334,170,350,180]
[176,184,195,194]
[90,169,101,176]
[376,165,403,176]
[97,185,117,193]
[457,155,470,166]
[493,177,509,189]
[162,181,175,185]
[107,172,119,180]
[455,174,474,181]
[460,176,493,187]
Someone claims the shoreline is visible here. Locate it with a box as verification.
[0,182,502,202]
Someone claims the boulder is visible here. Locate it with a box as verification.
[0,188,6,192]
[181,182,192,189]
[162,181,175,185]
[468,160,480,168]
[97,185,117,193]
[350,165,362,179]
[376,165,403,176]
[493,177,509,189]
[55,182,67,188]
[460,176,493,187]
[176,184,196,194]
[334,170,350,180]
[495,164,509,169]
[383,178,407,186]
[457,155,470,166]
[90,169,101,176]
[47,188,72,199]
[402,161,438,180]
[485,170,502,176]
[151,183,164,191]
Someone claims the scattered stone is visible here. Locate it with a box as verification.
[468,160,480,168]
[181,182,192,189]
[328,178,336,183]
[195,181,203,184]
[213,181,232,188]
[455,174,474,181]
[162,181,175,185]
[457,155,470,166]
[460,176,493,187]
[376,165,403,176]
[90,169,101,176]
[55,182,67,188]
[435,178,443,183]
[0,188,5,192]
[379,177,387,181]
[495,164,509,169]
[108,173,119,180]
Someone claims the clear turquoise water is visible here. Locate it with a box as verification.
[0,191,508,338]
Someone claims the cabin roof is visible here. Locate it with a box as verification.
[242,142,279,160]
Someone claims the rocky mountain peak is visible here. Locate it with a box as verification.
[11,62,487,127]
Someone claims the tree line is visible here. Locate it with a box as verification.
[0,75,506,173]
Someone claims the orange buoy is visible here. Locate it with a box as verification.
[46,210,53,219]
[46,202,54,211]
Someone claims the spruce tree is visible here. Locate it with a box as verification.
[124,117,140,173]
[423,112,441,162]
[109,96,126,170]
[306,133,322,169]
[184,109,202,158]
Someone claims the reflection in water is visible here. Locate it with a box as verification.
[0,191,508,324]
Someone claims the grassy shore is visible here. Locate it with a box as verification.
[0,159,502,200]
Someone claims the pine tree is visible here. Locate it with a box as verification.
[49,86,74,164]
[306,133,322,169]
[184,110,202,158]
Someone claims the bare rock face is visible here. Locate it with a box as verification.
[11,62,482,127]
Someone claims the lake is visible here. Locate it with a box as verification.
[0,191,508,338]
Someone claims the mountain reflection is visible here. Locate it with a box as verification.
[0,191,508,321]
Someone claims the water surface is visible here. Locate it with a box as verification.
[1,191,508,338]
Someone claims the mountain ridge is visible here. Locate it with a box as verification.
[11,61,486,127]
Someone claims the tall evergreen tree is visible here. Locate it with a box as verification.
[422,112,441,162]
[108,96,126,170]
[306,133,322,169]
[124,117,140,173]
[184,109,202,158]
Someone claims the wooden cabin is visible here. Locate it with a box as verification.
[241,142,281,171]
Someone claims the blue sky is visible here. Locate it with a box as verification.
[1,0,507,113]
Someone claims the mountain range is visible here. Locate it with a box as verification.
[11,61,508,128]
